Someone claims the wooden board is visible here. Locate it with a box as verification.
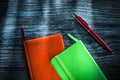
[0,0,120,80]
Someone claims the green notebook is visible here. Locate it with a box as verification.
[51,34,107,80]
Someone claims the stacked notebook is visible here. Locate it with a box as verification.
[22,27,107,80]
[24,34,64,80]
[51,34,107,80]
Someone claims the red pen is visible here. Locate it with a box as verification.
[72,13,112,53]
[21,25,25,41]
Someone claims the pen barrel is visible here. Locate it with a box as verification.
[89,29,112,53]
[74,14,112,53]
[75,16,91,30]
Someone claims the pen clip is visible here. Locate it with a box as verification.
[68,34,78,42]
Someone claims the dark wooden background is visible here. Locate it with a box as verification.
[0,0,120,80]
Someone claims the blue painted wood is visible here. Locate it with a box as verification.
[0,0,120,80]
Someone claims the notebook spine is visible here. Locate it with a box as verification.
[24,42,34,80]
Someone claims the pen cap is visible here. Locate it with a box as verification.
[51,34,107,80]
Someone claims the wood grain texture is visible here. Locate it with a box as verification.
[0,0,120,80]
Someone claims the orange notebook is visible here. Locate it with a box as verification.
[22,27,64,80]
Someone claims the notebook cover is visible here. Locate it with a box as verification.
[24,33,64,80]
[51,40,107,80]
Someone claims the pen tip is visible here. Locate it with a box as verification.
[72,13,77,17]
[109,49,112,53]
[21,25,24,30]
[21,25,24,28]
